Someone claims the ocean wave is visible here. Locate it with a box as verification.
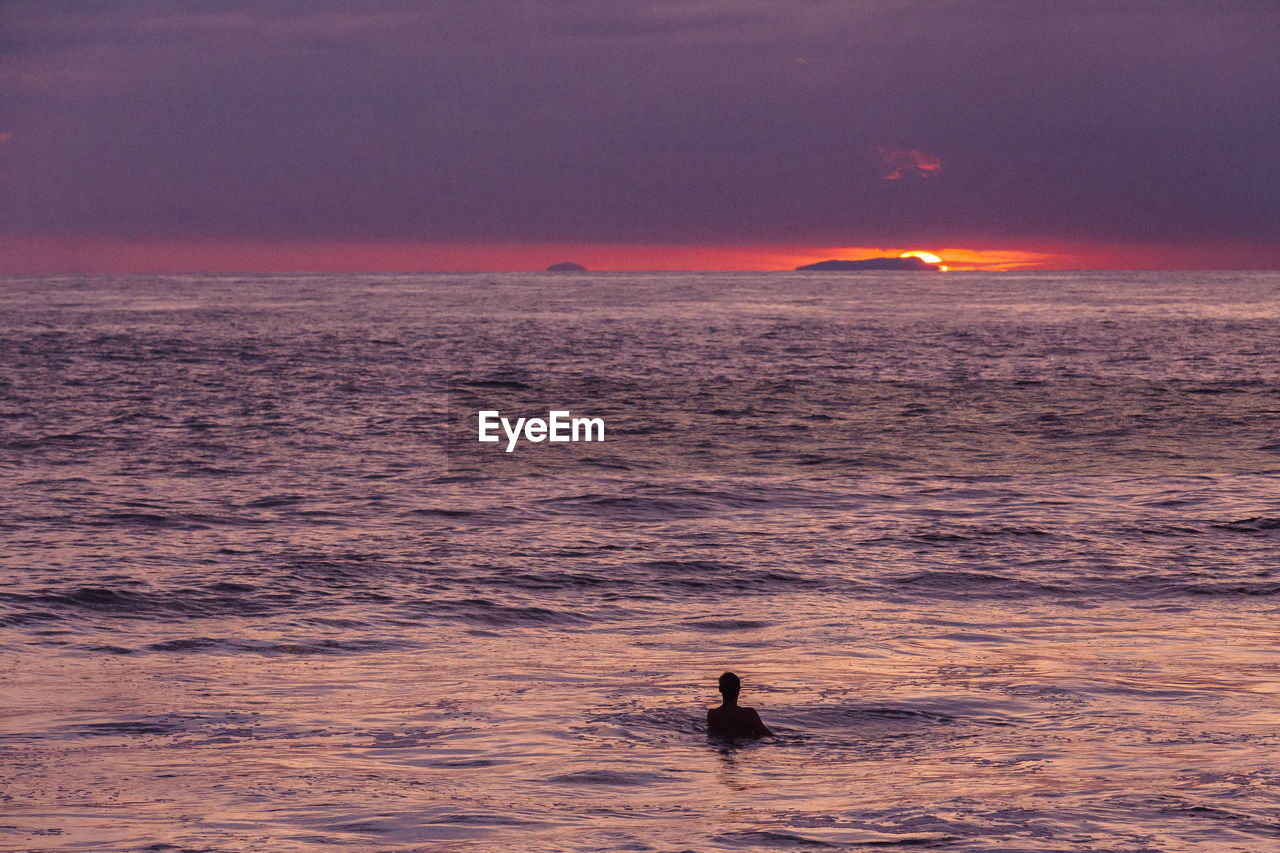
[142,636,403,655]
[1212,516,1280,533]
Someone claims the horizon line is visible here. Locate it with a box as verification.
[3,235,1278,275]
[6,267,1280,276]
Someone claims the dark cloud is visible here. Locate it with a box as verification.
[2,0,1277,249]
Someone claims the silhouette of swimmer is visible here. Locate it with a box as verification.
[707,672,773,738]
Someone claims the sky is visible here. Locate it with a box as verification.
[2,0,1278,271]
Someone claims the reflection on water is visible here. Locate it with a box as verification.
[3,271,1280,851]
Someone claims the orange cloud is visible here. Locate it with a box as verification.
[786,246,1050,272]
[1,235,1275,274]
[877,146,942,180]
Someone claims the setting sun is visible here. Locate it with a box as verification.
[900,251,942,264]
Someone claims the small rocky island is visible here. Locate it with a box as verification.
[796,256,938,271]
[546,262,587,272]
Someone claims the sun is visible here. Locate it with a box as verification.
[899,251,942,264]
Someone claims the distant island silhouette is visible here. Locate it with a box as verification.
[546,262,587,272]
[796,256,938,271]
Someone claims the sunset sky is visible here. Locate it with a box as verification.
[2,1,1277,272]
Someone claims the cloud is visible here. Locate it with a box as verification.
[877,146,942,180]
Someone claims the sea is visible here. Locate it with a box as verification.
[2,271,1279,852]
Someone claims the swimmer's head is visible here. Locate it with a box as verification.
[718,671,741,702]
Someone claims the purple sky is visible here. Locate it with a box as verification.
[2,1,1278,267]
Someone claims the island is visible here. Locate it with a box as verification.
[796,256,939,271]
[546,262,587,272]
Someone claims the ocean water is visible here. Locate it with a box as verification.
[2,271,1280,852]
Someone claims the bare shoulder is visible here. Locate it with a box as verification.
[744,706,774,736]
[708,704,773,738]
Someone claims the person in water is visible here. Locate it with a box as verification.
[707,671,773,738]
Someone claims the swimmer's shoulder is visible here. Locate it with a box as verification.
[742,706,773,737]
